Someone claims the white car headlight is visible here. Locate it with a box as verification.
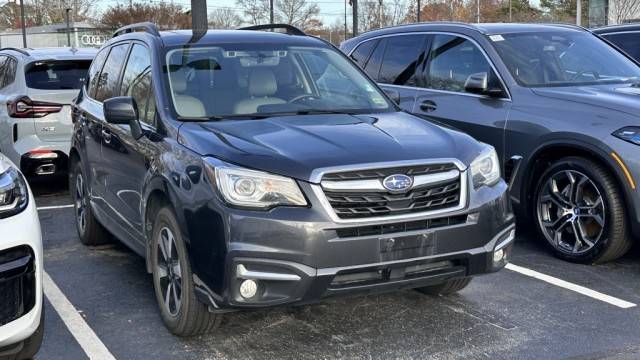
[205,161,307,209]
[0,164,29,219]
[471,146,501,189]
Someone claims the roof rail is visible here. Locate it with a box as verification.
[238,24,306,36]
[0,47,29,56]
[113,22,161,38]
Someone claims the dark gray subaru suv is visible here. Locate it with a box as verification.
[70,23,514,335]
[342,23,640,264]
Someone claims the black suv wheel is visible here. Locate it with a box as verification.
[150,206,221,336]
[533,157,632,264]
[70,160,110,245]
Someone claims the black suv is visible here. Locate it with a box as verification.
[342,23,640,264]
[70,23,514,335]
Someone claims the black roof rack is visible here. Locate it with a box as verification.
[0,47,29,56]
[113,22,161,38]
[238,24,306,36]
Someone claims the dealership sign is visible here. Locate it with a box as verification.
[81,34,108,46]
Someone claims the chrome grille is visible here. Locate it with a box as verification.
[321,164,463,220]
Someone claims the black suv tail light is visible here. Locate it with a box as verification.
[7,96,63,118]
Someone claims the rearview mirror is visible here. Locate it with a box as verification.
[382,88,400,104]
[103,97,143,139]
[464,72,504,97]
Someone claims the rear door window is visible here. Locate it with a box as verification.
[378,34,428,86]
[25,60,91,90]
[94,43,130,102]
[87,47,109,98]
[602,32,640,62]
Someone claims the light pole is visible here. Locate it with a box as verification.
[19,0,27,48]
[65,8,71,48]
[417,0,421,22]
[476,0,480,23]
[576,0,582,26]
[269,0,274,24]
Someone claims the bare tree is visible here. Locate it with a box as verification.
[360,0,408,32]
[611,0,640,24]
[100,2,190,30]
[209,8,242,29]
[275,0,322,30]
[235,0,270,25]
[0,0,97,28]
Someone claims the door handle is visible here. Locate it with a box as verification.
[101,129,112,144]
[420,100,437,112]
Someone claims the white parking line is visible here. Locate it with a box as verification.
[43,271,116,360]
[505,263,637,309]
[37,204,74,211]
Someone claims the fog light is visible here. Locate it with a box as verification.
[239,279,258,299]
[493,248,504,263]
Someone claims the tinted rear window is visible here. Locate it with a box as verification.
[26,60,91,90]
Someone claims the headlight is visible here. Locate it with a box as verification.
[471,146,501,188]
[0,166,29,219]
[613,127,640,145]
[205,160,307,209]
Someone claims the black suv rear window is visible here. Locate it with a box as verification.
[26,60,91,90]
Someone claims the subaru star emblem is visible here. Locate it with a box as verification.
[382,174,413,192]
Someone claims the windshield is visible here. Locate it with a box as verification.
[491,31,640,87]
[165,44,392,118]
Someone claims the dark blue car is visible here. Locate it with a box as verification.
[69,23,514,335]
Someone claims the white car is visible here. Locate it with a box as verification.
[0,153,43,359]
[0,47,96,176]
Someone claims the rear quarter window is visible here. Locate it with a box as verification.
[26,60,91,90]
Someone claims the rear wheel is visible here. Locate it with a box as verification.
[70,159,110,245]
[533,157,631,264]
[415,277,472,296]
[150,207,221,336]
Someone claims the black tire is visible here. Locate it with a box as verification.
[150,207,221,336]
[415,277,472,296]
[533,156,632,264]
[12,307,44,360]
[70,159,110,246]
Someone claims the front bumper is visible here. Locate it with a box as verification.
[0,192,44,350]
[190,177,514,310]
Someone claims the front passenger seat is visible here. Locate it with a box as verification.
[234,68,286,114]
[169,69,206,118]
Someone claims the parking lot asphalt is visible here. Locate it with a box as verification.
[30,177,640,360]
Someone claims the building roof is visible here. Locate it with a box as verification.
[0,22,100,35]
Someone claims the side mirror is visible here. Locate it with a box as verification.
[464,72,504,97]
[382,88,401,104]
[103,96,143,139]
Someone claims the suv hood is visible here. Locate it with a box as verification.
[532,84,640,120]
[178,112,483,182]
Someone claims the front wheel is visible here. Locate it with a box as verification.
[533,157,632,264]
[150,206,221,336]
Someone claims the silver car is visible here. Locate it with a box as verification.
[0,47,96,176]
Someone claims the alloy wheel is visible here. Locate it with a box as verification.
[537,170,606,254]
[156,227,182,317]
[74,172,87,234]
